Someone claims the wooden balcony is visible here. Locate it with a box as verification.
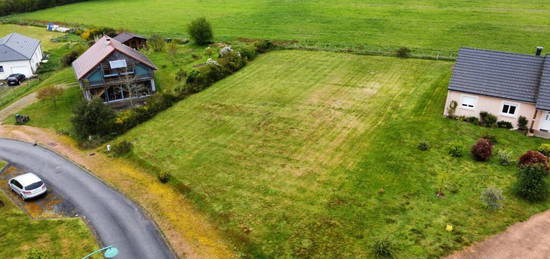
[82,72,153,89]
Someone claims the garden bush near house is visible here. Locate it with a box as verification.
[71,98,116,140]
[187,17,214,45]
[417,142,430,151]
[465,116,479,124]
[538,144,550,156]
[518,151,548,170]
[515,164,549,202]
[480,187,504,210]
[496,121,513,129]
[471,138,493,161]
[396,47,411,58]
[496,150,514,166]
[479,112,497,127]
[518,116,529,131]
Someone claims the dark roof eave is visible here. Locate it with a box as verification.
[448,88,536,104]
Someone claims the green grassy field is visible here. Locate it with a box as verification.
[8,0,550,54]
[111,50,549,257]
[0,190,98,258]
[0,23,63,50]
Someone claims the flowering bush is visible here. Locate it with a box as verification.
[471,138,493,161]
[518,151,548,170]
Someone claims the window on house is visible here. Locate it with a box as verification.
[0,66,4,73]
[109,60,127,69]
[461,96,477,109]
[502,103,518,116]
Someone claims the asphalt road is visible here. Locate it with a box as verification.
[0,138,175,259]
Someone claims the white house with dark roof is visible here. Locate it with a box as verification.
[0,32,43,80]
[444,47,550,137]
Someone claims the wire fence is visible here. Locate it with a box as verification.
[275,41,458,61]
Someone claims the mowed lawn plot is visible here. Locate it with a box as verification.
[10,0,550,53]
[121,51,550,257]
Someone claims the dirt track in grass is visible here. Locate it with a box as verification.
[446,210,550,259]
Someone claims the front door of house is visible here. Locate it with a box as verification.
[540,111,550,131]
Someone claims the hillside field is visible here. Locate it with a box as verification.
[8,0,550,54]
[116,50,548,257]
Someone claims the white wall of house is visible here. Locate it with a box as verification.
[444,90,537,129]
[0,45,43,80]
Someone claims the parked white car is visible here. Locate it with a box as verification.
[9,173,47,200]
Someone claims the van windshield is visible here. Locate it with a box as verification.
[25,181,43,190]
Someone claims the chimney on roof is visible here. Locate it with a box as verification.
[536,46,543,56]
[105,38,111,46]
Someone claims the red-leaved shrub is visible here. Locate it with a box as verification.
[518,151,548,170]
[471,138,493,161]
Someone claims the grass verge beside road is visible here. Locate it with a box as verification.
[0,162,98,258]
[0,125,236,258]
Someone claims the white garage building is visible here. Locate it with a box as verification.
[0,32,43,80]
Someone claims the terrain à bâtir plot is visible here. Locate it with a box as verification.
[118,50,549,257]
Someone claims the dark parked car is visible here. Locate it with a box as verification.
[7,74,25,86]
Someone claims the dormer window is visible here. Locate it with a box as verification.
[109,60,127,69]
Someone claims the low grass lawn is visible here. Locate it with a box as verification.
[0,191,98,258]
[8,0,550,54]
[0,23,64,50]
[116,50,548,257]
[1,67,77,116]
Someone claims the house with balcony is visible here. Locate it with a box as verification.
[72,36,157,107]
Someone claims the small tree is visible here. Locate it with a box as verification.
[71,98,116,139]
[471,138,493,161]
[37,86,64,107]
[516,164,548,202]
[187,17,213,45]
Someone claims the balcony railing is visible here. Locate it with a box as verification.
[83,73,153,89]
